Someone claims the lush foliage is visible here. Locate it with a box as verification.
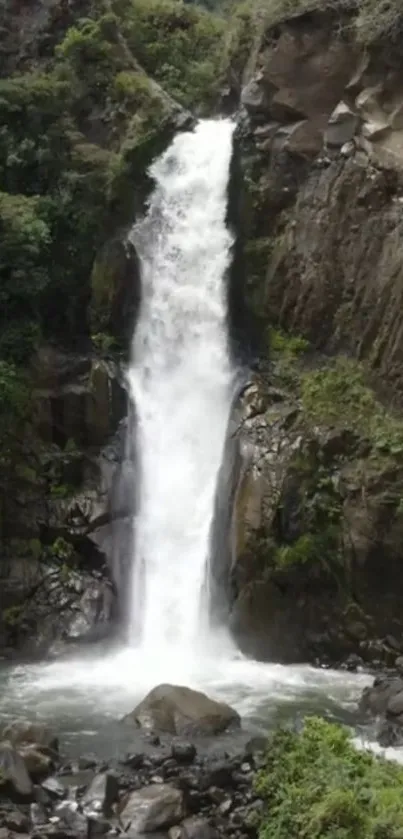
[116,0,226,108]
[302,358,403,458]
[256,716,403,839]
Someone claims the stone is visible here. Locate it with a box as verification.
[387,691,403,717]
[1,721,58,752]
[82,772,119,816]
[171,742,197,764]
[119,784,184,833]
[123,753,145,770]
[19,744,53,778]
[362,120,389,141]
[395,656,403,674]
[54,800,87,837]
[41,776,66,798]
[218,799,232,815]
[346,621,367,642]
[360,677,403,717]
[30,802,48,828]
[181,817,218,839]
[77,755,97,771]
[0,742,33,797]
[325,101,359,147]
[203,761,234,789]
[3,809,29,832]
[378,720,403,748]
[123,684,240,737]
[284,121,323,158]
[240,75,269,115]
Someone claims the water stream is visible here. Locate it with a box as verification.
[0,119,388,761]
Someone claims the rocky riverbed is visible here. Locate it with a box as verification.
[0,685,264,839]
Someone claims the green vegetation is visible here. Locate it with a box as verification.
[269,327,310,387]
[301,358,403,458]
[270,333,403,459]
[0,0,237,537]
[0,0,231,367]
[270,328,309,359]
[256,716,403,839]
[117,0,226,108]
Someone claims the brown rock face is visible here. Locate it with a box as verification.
[228,5,403,667]
[123,684,240,737]
[265,158,403,401]
[239,8,403,402]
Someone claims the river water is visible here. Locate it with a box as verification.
[0,644,374,759]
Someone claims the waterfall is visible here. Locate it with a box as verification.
[127,119,236,664]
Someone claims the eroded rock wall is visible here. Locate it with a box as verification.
[230,6,403,666]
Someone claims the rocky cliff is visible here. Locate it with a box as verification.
[230,3,403,667]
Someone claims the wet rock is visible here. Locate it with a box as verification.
[54,800,88,837]
[359,675,403,746]
[123,684,240,737]
[19,745,53,779]
[386,691,403,717]
[218,799,233,816]
[171,742,197,765]
[207,787,227,805]
[377,720,403,748]
[119,784,184,833]
[0,743,33,797]
[82,772,119,817]
[41,776,66,799]
[30,802,48,829]
[122,753,145,770]
[360,676,403,716]
[241,75,269,116]
[343,653,363,672]
[1,721,58,753]
[325,101,359,147]
[3,809,29,832]
[181,817,218,839]
[203,761,234,790]
[77,756,97,771]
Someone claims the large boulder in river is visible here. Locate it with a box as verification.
[123,684,240,737]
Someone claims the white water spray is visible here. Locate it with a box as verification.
[0,120,378,762]
[127,119,236,661]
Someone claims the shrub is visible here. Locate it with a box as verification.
[118,0,226,108]
[256,716,403,839]
[301,358,403,457]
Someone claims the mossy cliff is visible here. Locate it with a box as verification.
[230,0,403,666]
[0,0,236,655]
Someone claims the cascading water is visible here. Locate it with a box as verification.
[0,119,376,761]
[127,119,237,662]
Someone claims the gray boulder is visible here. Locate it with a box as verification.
[0,742,32,797]
[123,684,240,737]
[119,783,184,833]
